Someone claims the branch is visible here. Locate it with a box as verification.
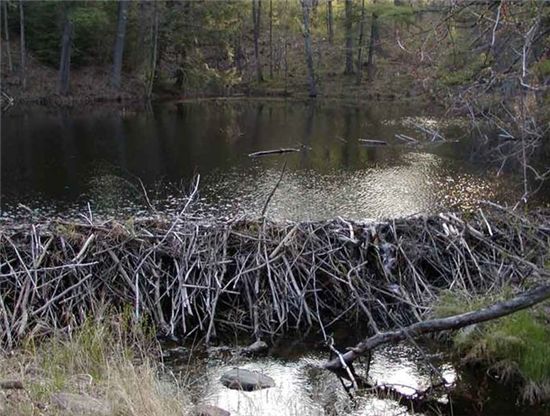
[324,284,550,376]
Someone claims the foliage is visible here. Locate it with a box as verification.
[70,3,113,66]
[24,1,62,66]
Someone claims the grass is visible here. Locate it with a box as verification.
[0,312,191,416]
[433,288,550,404]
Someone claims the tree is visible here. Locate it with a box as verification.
[344,0,353,75]
[356,0,366,84]
[269,0,273,79]
[111,0,130,90]
[58,8,73,96]
[19,0,26,89]
[252,0,263,82]
[366,8,380,81]
[145,0,158,99]
[301,0,317,97]
[2,0,13,73]
[327,0,334,45]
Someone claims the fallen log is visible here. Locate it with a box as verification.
[248,148,300,157]
[324,283,550,377]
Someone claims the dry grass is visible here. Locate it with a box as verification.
[0,314,191,416]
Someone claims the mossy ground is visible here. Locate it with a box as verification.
[434,289,550,404]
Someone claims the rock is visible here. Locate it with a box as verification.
[241,340,268,356]
[51,392,112,415]
[192,404,231,416]
[0,380,24,389]
[220,368,275,391]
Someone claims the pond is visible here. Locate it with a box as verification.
[1,99,520,220]
[1,99,543,416]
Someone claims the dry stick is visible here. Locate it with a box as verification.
[248,148,300,157]
[324,283,550,376]
[261,161,287,218]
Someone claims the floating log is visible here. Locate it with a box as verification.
[248,148,300,157]
[358,139,388,146]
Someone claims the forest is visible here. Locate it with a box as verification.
[1,1,550,416]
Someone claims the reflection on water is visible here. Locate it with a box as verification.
[1,100,518,220]
[168,343,455,416]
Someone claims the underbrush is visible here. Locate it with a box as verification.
[0,312,190,416]
[434,289,550,404]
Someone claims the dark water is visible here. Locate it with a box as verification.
[1,99,520,220]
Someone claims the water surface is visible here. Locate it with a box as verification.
[1,99,517,220]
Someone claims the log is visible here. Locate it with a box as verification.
[248,148,300,157]
[358,139,387,146]
[324,284,550,376]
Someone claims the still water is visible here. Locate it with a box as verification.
[1,99,517,220]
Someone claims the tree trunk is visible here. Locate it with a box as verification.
[283,0,289,93]
[327,0,334,45]
[146,0,158,99]
[356,0,366,85]
[301,0,317,97]
[2,1,13,73]
[366,10,379,81]
[269,0,273,79]
[252,0,263,82]
[344,0,353,75]
[111,0,130,90]
[58,12,73,96]
[18,0,25,89]
[324,284,550,378]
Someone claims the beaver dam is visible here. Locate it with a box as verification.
[1,203,550,412]
[1,204,548,343]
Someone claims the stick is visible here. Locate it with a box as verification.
[248,148,300,157]
[261,162,287,217]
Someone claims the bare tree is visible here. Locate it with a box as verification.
[366,8,380,81]
[145,0,159,99]
[111,0,130,90]
[2,0,13,73]
[58,10,73,96]
[252,0,264,82]
[18,0,25,89]
[269,0,273,79]
[301,0,317,97]
[327,0,334,45]
[356,0,366,84]
[344,0,353,75]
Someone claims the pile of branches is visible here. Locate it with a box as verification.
[0,205,549,349]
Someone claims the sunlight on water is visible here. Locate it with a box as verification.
[1,100,518,220]
[172,344,455,416]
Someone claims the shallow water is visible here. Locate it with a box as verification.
[165,338,455,416]
[1,100,519,220]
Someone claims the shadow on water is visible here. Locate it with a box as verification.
[0,99,534,220]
